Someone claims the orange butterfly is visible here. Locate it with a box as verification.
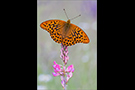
[40,9,90,46]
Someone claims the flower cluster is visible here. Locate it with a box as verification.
[60,44,69,65]
[52,61,74,88]
[52,43,75,89]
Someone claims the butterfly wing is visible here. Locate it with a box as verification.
[40,20,66,44]
[62,23,90,46]
[40,20,90,46]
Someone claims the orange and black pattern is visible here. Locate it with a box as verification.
[40,19,90,46]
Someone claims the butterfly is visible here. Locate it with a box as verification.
[40,10,90,46]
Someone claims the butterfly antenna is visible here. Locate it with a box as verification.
[63,9,69,20]
[70,14,81,21]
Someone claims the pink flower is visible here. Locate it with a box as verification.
[52,61,74,84]
[60,44,69,65]
[52,61,63,77]
[61,76,65,88]
[52,72,60,77]
[66,72,73,82]
[53,61,62,72]
[66,65,74,82]
[66,65,74,73]
[52,43,74,89]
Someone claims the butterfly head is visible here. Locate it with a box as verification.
[66,19,70,25]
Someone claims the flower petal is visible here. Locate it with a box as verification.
[69,72,73,78]
[71,68,74,72]
[53,61,57,65]
[52,72,60,77]
[61,76,65,88]
[52,65,56,68]
[66,72,73,82]
[61,80,64,88]
[66,65,74,72]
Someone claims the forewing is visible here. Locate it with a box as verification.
[40,20,66,44]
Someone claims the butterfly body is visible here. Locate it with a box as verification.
[40,19,90,46]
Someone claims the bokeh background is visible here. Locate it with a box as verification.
[37,0,97,90]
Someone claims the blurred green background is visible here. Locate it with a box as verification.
[37,0,97,90]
